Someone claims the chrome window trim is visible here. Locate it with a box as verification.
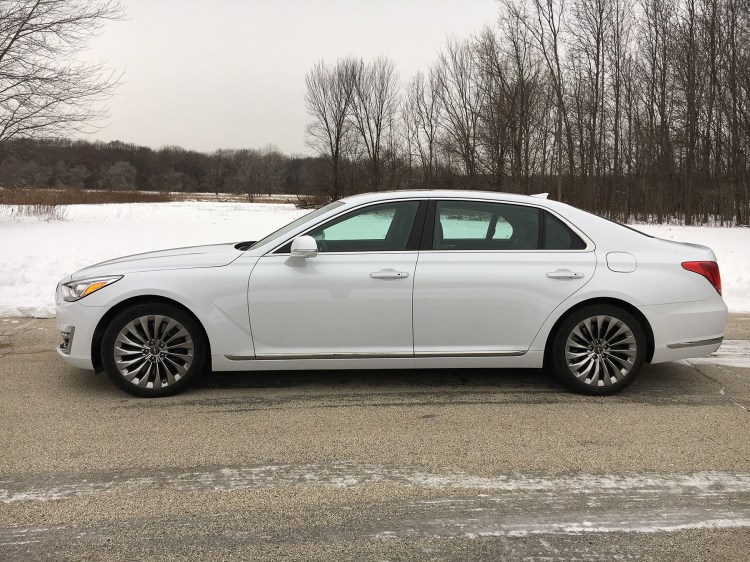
[261,251,419,258]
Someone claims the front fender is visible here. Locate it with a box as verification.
[80,259,258,357]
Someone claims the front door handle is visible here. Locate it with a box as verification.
[547,269,584,279]
[370,269,409,280]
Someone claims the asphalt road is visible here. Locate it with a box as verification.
[1,315,749,561]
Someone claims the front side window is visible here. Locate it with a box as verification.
[434,201,540,250]
[306,201,420,253]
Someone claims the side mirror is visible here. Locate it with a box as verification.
[291,235,318,258]
[286,235,318,267]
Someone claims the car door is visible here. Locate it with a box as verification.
[412,199,596,356]
[248,200,425,358]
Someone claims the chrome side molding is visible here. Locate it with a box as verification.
[225,350,527,361]
[666,336,723,349]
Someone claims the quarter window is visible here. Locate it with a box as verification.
[544,211,587,250]
[305,201,420,253]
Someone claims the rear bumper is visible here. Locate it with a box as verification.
[639,296,728,363]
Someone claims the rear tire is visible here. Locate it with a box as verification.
[551,305,646,395]
[101,303,207,397]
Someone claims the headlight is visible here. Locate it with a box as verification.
[61,276,122,302]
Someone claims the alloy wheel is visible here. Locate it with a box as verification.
[564,314,638,387]
[113,315,194,389]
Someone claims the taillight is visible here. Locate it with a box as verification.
[682,261,722,295]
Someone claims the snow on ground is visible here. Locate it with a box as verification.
[687,340,750,369]
[0,202,306,318]
[633,223,750,312]
[0,202,748,318]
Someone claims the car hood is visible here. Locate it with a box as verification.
[70,243,243,281]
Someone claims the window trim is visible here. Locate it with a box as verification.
[420,198,595,253]
[267,199,428,256]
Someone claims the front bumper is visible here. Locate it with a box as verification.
[55,299,106,371]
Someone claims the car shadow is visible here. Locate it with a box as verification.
[200,367,564,391]
[186,362,721,405]
[67,361,725,407]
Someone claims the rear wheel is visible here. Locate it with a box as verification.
[101,303,207,397]
[551,305,646,395]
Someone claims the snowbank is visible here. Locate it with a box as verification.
[0,202,748,317]
[634,224,750,312]
[0,202,306,318]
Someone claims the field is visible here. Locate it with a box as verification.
[0,201,749,317]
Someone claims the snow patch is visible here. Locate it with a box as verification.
[3,465,750,503]
[445,518,750,538]
[688,340,750,369]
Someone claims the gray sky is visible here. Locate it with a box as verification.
[84,0,500,155]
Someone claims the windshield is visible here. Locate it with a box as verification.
[249,201,344,249]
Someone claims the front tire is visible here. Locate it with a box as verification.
[101,303,207,397]
[551,305,646,395]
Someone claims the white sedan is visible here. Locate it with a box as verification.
[56,190,727,397]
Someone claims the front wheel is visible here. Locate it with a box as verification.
[101,303,207,397]
[551,305,646,395]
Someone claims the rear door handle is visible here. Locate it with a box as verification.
[546,269,584,279]
[370,269,409,279]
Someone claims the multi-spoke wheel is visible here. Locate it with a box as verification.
[551,305,646,395]
[102,303,207,397]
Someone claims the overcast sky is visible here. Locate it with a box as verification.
[84,0,500,155]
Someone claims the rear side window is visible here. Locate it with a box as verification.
[544,211,586,250]
[429,201,588,251]
[434,201,539,250]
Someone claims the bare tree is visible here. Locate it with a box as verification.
[509,0,575,200]
[473,28,511,191]
[203,149,233,196]
[606,0,633,217]
[0,0,123,144]
[474,16,544,193]
[234,145,287,198]
[98,160,135,190]
[304,58,357,200]
[434,37,483,188]
[402,69,442,187]
[639,0,676,222]
[350,57,400,191]
[569,0,613,209]
[674,0,701,223]
[724,0,749,224]
[503,15,544,193]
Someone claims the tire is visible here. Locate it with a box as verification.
[101,303,207,397]
[551,305,646,396]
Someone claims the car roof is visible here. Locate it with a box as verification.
[340,190,561,208]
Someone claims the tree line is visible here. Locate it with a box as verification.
[0,137,327,196]
[1,0,748,224]
[305,0,750,225]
